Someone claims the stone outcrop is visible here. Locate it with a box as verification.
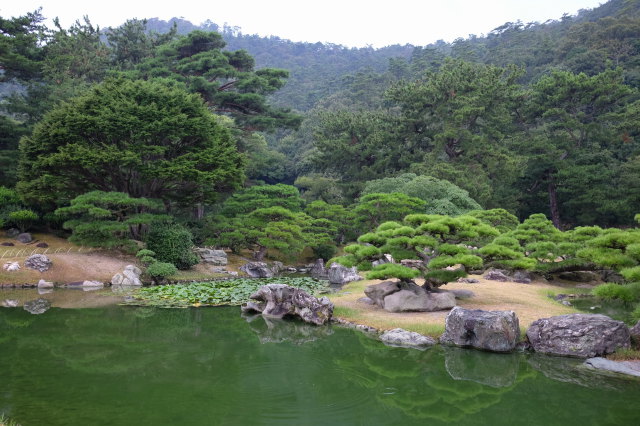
[630,320,640,342]
[195,248,228,265]
[526,314,630,358]
[16,232,32,243]
[241,284,333,325]
[327,263,362,285]
[512,270,533,284]
[309,259,328,278]
[23,298,51,315]
[24,254,52,272]
[240,261,276,278]
[111,265,142,286]
[483,269,509,282]
[364,280,456,312]
[379,328,436,349]
[440,307,520,353]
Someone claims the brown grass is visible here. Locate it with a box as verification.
[328,275,577,338]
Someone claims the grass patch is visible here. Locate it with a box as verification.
[606,348,640,361]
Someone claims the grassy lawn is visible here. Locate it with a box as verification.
[329,276,578,338]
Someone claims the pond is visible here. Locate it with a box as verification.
[1,296,639,425]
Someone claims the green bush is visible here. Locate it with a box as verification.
[592,283,635,303]
[146,225,199,270]
[8,209,38,232]
[621,266,640,282]
[146,262,178,284]
[136,249,156,258]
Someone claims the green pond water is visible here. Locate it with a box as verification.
[1,296,640,425]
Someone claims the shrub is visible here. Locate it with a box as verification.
[136,249,156,258]
[592,283,634,303]
[146,262,178,284]
[8,209,38,232]
[621,266,640,282]
[146,225,199,270]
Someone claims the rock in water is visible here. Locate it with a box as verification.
[584,357,640,377]
[240,262,275,278]
[24,254,52,272]
[310,258,327,278]
[526,314,630,358]
[242,284,333,325]
[195,248,228,265]
[23,298,51,314]
[440,307,520,353]
[379,328,436,349]
[37,279,54,288]
[327,263,362,285]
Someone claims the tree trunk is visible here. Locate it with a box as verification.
[254,246,267,261]
[195,203,204,220]
[547,173,561,229]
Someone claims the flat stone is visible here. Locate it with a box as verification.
[82,280,104,288]
[379,328,436,349]
[584,357,640,377]
[483,269,509,282]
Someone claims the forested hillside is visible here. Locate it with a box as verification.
[0,0,639,252]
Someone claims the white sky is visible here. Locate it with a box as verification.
[2,0,605,48]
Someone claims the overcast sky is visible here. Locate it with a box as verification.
[2,0,605,47]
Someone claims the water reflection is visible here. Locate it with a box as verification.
[443,346,519,388]
[0,306,639,426]
[243,313,333,344]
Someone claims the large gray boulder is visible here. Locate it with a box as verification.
[5,228,20,238]
[111,265,142,286]
[240,261,275,278]
[309,259,328,278]
[241,284,333,325]
[440,307,520,353]
[195,248,228,265]
[379,328,436,349]
[327,263,362,285]
[23,298,51,315]
[24,254,52,272]
[364,280,400,307]
[364,280,455,312]
[384,287,456,313]
[526,314,630,358]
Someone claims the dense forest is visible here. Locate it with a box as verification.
[1,0,639,270]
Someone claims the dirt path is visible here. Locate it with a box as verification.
[329,276,579,337]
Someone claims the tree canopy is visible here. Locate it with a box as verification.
[18,77,245,208]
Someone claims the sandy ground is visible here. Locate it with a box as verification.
[329,276,580,335]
